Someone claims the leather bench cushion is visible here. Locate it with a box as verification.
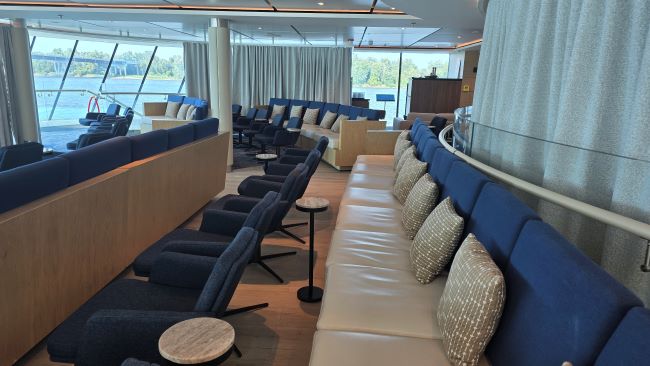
[336,204,405,236]
[346,172,395,190]
[351,162,394,176]
[355,155,393,165]
[318,264,446,339]
[309,331,489,366]
[325,229,412,271]
[340,186,402,209]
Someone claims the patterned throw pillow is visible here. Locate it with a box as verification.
[290,105,304,119]
[395,146,416,176]
[393,139,412,170]
[397,130,411,142]
[271,104,286,118]
[165,101,181,118]
[331,114,348,133]
[303,108,320,125]
[438,234,505,366]
[320,111,338,129]
[185,105,197,121]
[401,175,439,239]
[176,104,190,120]
[409,197,464,284]
[393,157,427,204]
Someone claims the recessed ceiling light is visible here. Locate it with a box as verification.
[317,2,325,5]
[401,27,405,30]
[258,27,262,30]
[457,35,463,39]
[391,7,395,10]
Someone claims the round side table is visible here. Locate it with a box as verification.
[159,317,236,365]
[255,153,278,172]
[295,197,329,303]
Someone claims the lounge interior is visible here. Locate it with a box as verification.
[1,1,650,366]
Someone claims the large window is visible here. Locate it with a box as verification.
[352,50,450,119]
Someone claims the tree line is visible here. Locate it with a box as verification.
[352,53,449,88]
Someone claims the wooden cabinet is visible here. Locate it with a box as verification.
[407,78,462,114]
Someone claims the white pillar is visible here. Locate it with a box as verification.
[9,19,41,143]
[208,18,233,167]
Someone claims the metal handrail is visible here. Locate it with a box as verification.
[439,124,650,242]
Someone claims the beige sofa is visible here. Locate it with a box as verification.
[392,112,455,130]
[140,102,209,132]
[296,119,387,170]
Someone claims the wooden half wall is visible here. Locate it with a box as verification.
[0,132,229,365]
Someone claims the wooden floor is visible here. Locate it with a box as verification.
[18,161,350,366]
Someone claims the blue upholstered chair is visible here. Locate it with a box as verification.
[47,228,259,365]
[0,141,43,171]
[67,110,133,151]
[242,108,269,149]
[238,150,321,196]
[254,117,304,155]
[232,104,242,122]
[233,108,257,146]
[253,115,284,153]
[79,103,121,126]
[429,115,448,136]
[280,136,329,165]
[133,191,280,278]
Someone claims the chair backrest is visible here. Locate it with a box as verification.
[241,191,281,234]
[122,107,133,117]
[245,108,257,119]
[303,150,321,178]
[193,227,258,315]
[316,136,329,155]
[111,119,131,137]
[0,142,43,171]
[255,109,268,119]
[486,220,642,366]
[286,117,302,129]
[430,116,447,136]
[106,104,121,116]
[77,133,112,149]
[278,164,305,201]
[271,114,283,127]
[232,104,242,114]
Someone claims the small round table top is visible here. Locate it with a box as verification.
[296,197,330,212]
[287,128,301,133]
[255,153,278,161]
[158,317,235,365]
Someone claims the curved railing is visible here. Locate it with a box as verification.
[439,111,650,270]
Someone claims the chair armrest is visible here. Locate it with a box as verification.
[283,148,309,157]
[221,196,262,213]
[199,209,248,236]
[77,132,113,148]
[149,252,217,289]
[162,241,230,258]
[76,309,210,366]
[238,179,283,198]
[266,163,296,176]
[251,174,286,183]
[84,112,104,120]
[278,154,307,164]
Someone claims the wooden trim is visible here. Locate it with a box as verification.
[143,102,167,116]
[365,130,401,155]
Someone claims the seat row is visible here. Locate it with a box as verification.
[309,120,650,365]
[0,118,219,215]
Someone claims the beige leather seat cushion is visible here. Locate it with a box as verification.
[318,264,446,339]
[347,173,395,190]
[351,162,395,176]
[340,187,402,209]
[309,330,489,366]
[356,155,394,165]
[301,124,339,148]
[336,204,406,235]
[326,229,412,271]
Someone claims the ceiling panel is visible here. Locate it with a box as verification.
[67,0,176,5]
[354,26,439,48]
[167,0,270,8]
[271,0,375,11]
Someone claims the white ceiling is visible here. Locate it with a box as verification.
[0,0,484,48]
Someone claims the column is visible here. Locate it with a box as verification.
[9,19,41,143]
[208,18,233,167]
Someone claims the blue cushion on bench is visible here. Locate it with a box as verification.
[337,105,351,116]
[429,149,461,184]
[361,109,380,120]
[413,126,434,149]
[130,130,169,161]
[190,118,219,140]
[0,157,70,214]
[486,220,642,366]
[595,307,650,365]
[466,182,539,269]
[419,138,442,166]
[61,137,132,185]
[168,95,184,104]
[415,135,433,158]
[167,124,195,149]
[307,101,324,111]
[349,106,362,120]
[439,161,490,218]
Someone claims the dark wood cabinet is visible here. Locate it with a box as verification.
[351,98,370,108]
[408,78,462,114]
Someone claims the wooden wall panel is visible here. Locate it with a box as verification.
[0,133,229,365]
[409,78,462,113]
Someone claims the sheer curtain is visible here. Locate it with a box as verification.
[473,0,650,303]
[232,45,352,108]
[183,42,211,101]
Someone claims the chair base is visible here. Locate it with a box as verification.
[277,228,306,244]
[256,250,296,283]
[223,302,269,317]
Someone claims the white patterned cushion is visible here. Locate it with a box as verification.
[320,111,338,129]
[290,105,304,118]
[331,114,348,133]
[303,108,320,125]
[271,104,286,118]
[395,146,416,176]
[392,157,427,204]
[397,129,411,142]
[410,197,464,284]
[402,175,439,239]
[438,234,505,366]
[176,104,190,119]
[165,101,181,118]
[393,139,412,170]
[185,105,197,121]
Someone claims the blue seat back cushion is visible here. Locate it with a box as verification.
[337,105,351,116]
[466,182,539,269]
[416,135,434,158]
[486,220,642,366]
[439,161,490,219]
[319,103,339,124]
[307,101,324,111]
[0,157,70,214]
[420,139,441,165]
[168,95,184,103]
[349,106,362,120]
[595,307,650,365]
[361,109,379,120]
[130,130,169,160]
[429,148,461,183]
[106,104,120,115]
[61,136,132,185]
[167,124,195,149]
[414,127,434,148]
[191,118,219,140]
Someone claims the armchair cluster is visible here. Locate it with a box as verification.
[309,119,650,365]
[68,107,134,150]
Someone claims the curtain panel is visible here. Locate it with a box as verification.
[183,42,211,101]
[473,0,650,303]
[232,45,352,109]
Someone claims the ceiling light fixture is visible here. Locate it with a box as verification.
[457,35,463,39]
[258,27,262,30]
[317,2,325,6]
[391,7,395,10]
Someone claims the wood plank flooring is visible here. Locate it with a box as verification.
[17,162,349,366]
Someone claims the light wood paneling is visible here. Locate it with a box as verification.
[365,130,401,155]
